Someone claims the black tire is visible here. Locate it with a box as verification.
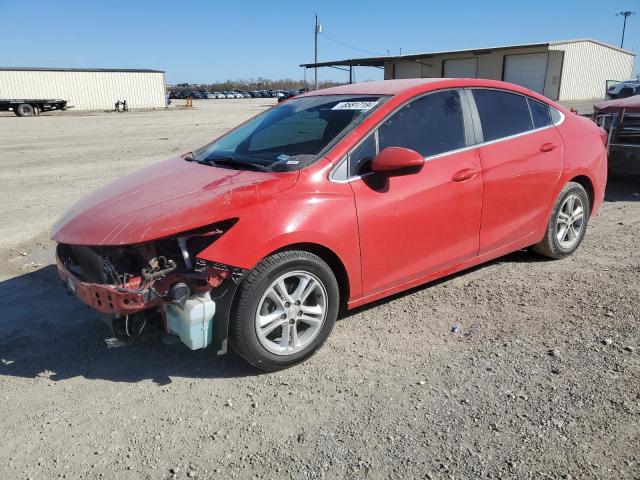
[533,182,590,259]
[14,103,35,117]
[230,250,339,371]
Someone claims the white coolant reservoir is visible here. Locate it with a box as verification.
[165,291,215,350]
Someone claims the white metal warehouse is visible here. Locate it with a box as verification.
[302,39,635,102]
[0,67,166,111]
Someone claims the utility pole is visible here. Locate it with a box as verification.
[617,11,636,48]
[314,13,322,90]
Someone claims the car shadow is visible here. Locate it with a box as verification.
[2,179,636,384]
[605,175,640,202]
[0,265,258,385]
[339,247,544,320]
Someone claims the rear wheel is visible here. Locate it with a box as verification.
[230,250,339,371]
[533,182,590,259]
[14,103,35,117]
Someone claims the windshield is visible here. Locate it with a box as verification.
[192,94,386,171]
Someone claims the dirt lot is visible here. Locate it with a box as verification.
[1,100,639,479]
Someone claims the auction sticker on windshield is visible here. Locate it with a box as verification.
[331,101,378,110]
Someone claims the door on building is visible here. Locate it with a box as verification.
[503,53,549,93]
[443,58,478,78]
[348,89,483,297]
[393,61,424,79]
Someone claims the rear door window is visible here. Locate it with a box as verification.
[378,90,466,157]
[472,89,533,141]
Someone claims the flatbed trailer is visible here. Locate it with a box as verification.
[0,99,70,117]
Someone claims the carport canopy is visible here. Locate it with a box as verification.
[300,56,387,83]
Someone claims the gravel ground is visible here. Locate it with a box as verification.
[1,100,639,479]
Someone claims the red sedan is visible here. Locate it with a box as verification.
[53,79,607,371]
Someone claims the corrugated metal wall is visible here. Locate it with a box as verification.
[0,70,166,110]
[384,46,562,99]
[549,41,634,101]
[384,40,635,101]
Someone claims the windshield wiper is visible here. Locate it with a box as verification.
[204,156,271,172]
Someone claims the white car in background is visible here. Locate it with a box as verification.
[606,80,640,99]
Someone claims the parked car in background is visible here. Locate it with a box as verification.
[606,80,640,99]
[223,91,235,99]
[52,79,606,371]
[278,89,304,103]
[242,92,251,98]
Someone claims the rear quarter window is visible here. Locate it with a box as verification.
[473,89,533,142]
[528,98,553,129]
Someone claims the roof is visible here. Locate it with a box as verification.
[594,95,640,114]
[298,78,445,96]
[296,78,561,104]
[300,38,635,69]
[0,67,165,73]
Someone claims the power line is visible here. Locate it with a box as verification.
[318,32,385,57]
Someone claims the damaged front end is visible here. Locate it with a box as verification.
[55,219,244,354]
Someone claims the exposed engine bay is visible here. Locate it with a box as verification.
[55,220,244,353]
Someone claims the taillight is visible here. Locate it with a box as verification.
[598,127,608,145]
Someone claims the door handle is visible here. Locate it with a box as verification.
[540,142,557,152]
[452,168,477,182]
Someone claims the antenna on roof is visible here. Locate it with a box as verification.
[617,11,636,48]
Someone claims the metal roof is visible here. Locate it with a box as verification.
[300,38,635,69]
[594,94,640,114]
[0,67,165,73]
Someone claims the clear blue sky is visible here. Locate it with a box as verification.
[0,0,637,84]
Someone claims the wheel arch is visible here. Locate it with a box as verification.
[569,174,595,211]
[266,242,350,311]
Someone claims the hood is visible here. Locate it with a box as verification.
[52,156,299,245]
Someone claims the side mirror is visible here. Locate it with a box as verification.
[371,147,424,173]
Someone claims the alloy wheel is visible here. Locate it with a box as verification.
[556,194,585,249]
[255,271,327,355]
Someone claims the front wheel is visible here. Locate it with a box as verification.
[14,103,35,117]
[230,251,339,371]
[533,182,590,259]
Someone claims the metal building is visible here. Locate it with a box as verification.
[302,39,635,102]
[0,67,166,111]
